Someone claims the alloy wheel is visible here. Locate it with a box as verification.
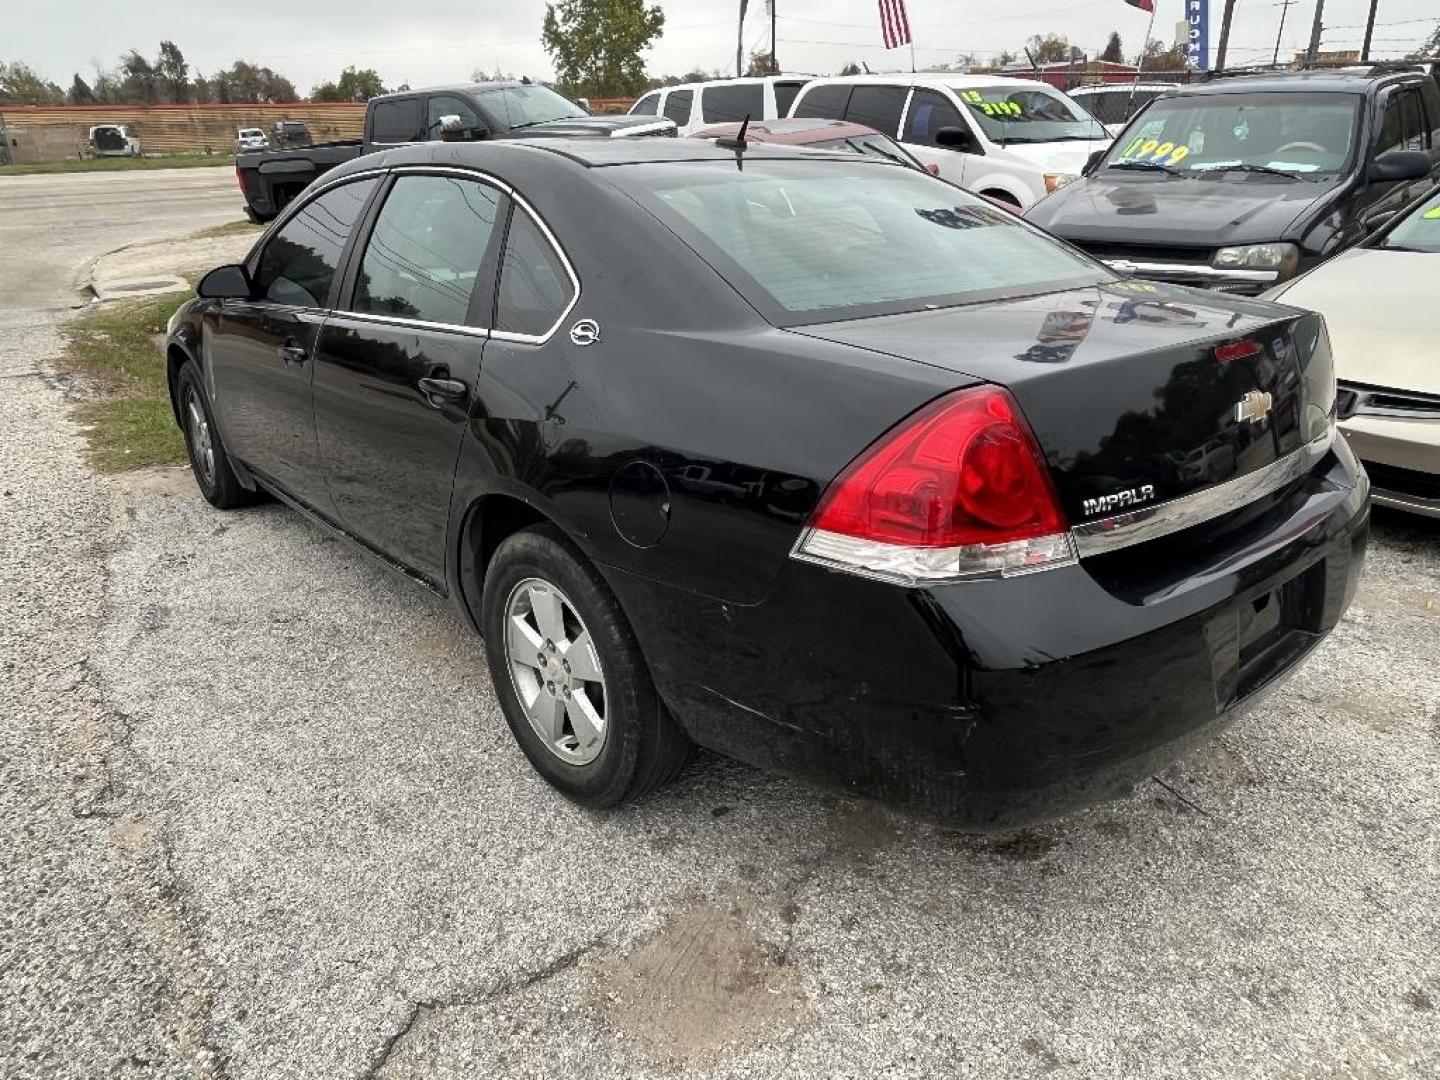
[503,576,608,766]
[185,388,215,487]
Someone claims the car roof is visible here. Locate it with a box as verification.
[642,75,816,95]
[801,72,1062,91]
[327,137,885,181]
[1071,83,1179,94]
[691,118,877,144]
[1173,70,1421,96]
[371,80,538,102]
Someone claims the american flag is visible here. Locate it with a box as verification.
[1124,0,1155,11]
[878,0,912,50]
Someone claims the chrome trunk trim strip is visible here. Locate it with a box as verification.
[1071,427,1335,557]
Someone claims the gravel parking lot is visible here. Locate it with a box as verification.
[2,169,1438,1080]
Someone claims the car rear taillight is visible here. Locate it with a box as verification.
[793,386,1075,584]
[235,165,247,195]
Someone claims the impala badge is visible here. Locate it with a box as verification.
[1234,390,1273,426]
[1083,484,1156,517]
[569,318,600,347]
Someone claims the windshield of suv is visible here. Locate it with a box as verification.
[479,85,588,129]
[1105,91,1362,176]
[953,83,1107,144]
[617,160,1109,323]
[1376,188,1440,252]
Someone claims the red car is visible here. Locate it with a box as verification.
[692,118,1018,212]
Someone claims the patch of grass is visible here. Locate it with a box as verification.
[189,219,264,240]
[60,290,195,472]
[0,154,232,176]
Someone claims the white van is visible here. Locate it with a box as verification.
[629,76,812,136]
[788,74,1113,208]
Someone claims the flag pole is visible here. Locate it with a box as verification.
[1134,2,1158,82]
[910,39,917,73]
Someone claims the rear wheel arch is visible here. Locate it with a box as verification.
[457,493,587,631]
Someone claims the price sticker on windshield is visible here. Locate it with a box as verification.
[1120,136,1190,166]
[1424,205,1440,220]
[960,89,1023,116]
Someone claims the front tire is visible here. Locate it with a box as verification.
[481,525,692,808]
[175,362,252,510]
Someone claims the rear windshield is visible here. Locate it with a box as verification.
[1105,91,1363,176]
[614,159,1108,324]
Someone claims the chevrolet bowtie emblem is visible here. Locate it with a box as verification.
[1233,390,1273,425]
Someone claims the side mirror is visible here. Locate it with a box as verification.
[1083,148,1107,176]
[935,125,977,153]
[196,264,252,301]
[576,97,592,113]
[438,114,466,133]
[1369,148,1431,184]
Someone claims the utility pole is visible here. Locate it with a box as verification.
[771,0,778,72]
[737,0,747,77]
[1216,0,1239,70]
[1272,0,1296,66]
[1360,0,1379,61]
[1305,0,1325,66]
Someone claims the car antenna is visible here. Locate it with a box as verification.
[716,113,751,153]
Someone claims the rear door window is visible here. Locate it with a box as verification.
[774,81,806,116]
[844,85,908,137]
[1419,78,1440,149]
[903,88,966,146]
[631,92,660,116]
[352,175,503,326]
[254,178,378,308]
[793,83,851,120]
[371,98,423,143]
[663,89,693,126]
[702,83,765,123]
[495,211,576,339]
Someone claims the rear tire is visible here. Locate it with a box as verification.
[175,362,253,510]
[482,525,692,808]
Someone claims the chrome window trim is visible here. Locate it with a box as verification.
[1070,426,1336,557]
[387,165,580,345]
[323,309,489,340]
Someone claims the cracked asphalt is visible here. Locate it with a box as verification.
[3,168,1439,1080]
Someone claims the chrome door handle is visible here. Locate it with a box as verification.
[418,376,467,406]
[278,343,308,365]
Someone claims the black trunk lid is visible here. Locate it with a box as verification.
[791,282,1334,525]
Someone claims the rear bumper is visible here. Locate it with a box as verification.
[606,444,1370,828]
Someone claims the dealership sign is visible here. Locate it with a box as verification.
[1184,0,1210,70]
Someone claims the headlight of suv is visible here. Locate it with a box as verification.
[1043,172,1078,194]
[1212,242,1301,279]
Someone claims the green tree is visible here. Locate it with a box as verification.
[311,65,387,101]
[118,49,159,103]
[68,73,97,103]
[1407,21,1440,59]
[1026,34,1072,64]
[156,40,189,102]
[1101,31,1124,63]
[541,0,666,98]
[1137,37,1188,73]
[746,50,777,76]
[202,61,298,103]
[0,62,65,104]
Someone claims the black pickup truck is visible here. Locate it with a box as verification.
[237,80,675,220]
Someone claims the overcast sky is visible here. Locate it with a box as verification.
[8,0,1437,93]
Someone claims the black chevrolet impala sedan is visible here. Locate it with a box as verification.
[164,138,1369,827]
